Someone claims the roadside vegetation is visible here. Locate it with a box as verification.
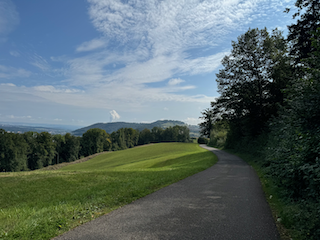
[0,125,190,172]
[0,143,217,240]
[200,1,320,239]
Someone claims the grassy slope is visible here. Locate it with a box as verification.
[0,143,217,240]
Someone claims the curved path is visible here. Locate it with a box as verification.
[54,145,279,240]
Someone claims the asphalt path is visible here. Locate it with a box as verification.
[54,145,279,240]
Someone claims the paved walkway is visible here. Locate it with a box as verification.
[54,145,279,240]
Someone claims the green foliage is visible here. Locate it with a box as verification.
[0,143,217,240]
[62,133,81,162]
[199,108,213,138]
[208,121,228,148]
[197,137,208,144]
[200,2,320,238]
[53,134,65,164]
[265,28,320,206]
[23,132,56,170]
[287,0,320,63]
[138,128,152,145]
[0,124,191,172]
[80,128,110,156]
[199,28,291,150]
[0,130,28,172]
[162,125,190,142]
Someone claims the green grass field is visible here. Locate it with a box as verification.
[0,143,217,240]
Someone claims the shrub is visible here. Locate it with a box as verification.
[197,137,208,144]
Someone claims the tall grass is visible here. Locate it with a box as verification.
[0,143,217,240]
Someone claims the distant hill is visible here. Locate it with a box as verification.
[72,120,200,137]
[0,123,73,135]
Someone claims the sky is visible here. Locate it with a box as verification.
[0,0,296,127]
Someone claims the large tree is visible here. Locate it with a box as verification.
[211,28,290,144]
[81,128,110,156]
[287,0,320,64]
[0,130,28,172]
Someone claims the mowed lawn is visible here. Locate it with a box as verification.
[0,143,217,240]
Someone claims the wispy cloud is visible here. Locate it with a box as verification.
[64,0,269,90]
[0,0,296,125]
[76,38,107,52]
[9,50,20,57]
[2,115,32,120]
[0,65,31,79]
[168,78,184,86]
[38,0,292,113]
[30,53,51,72]
[0,0,19,42]
[33,85,83,93]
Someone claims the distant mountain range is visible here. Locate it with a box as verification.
[0,120,200,137]
[72,120,200,137]
[0,123,74,135]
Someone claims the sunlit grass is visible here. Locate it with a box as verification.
[0,143,217,240]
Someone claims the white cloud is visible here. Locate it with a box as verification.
[110,110,120,122]
[184,117,202,125]
[0,65,31,79]
[168,78,185,86]
[52,0,291,114]
[3,115,33,120]
[30,53,51,71]
[33,85,83,93]
[0,0,297,126]
[9,50,19,57]
[0,82,15,87]
[0,0,19,41]
[76,38,107,52]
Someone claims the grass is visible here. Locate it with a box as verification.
[0,143,217,240]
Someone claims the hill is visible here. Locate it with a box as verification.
[0,143,216,239]
[0,123,74,134]
[72,120,200,137]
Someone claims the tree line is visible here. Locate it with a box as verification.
[200,0,320,238]
[0,125,190,172]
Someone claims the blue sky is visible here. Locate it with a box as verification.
[0,0,295,127]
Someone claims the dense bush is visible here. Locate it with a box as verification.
[197,137,208,144]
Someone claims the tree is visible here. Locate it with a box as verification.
[199,108,214,138]
[110,128,127,150]
[211,28,290,146]
[175,125,190,142]
[62,133,80,162]
[266,28,320,201]
[287,0,320,64]
[151,127,163,142]
[53,134,65,164]
[81,128,109,156]
[123,128,139,148]
[138,129,152,145]
[0,130,28,172]
[23,131,55,170]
